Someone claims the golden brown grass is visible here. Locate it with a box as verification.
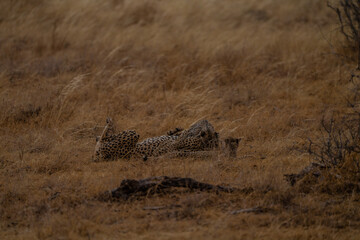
[1,0,360,239]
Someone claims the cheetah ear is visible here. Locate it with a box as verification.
[106,117,112,124]
[96,136,100,142]
[235,139,240,144]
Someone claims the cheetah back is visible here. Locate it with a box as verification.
[174,120,219,151]
[94,130,139,162]
[134,135,178,158]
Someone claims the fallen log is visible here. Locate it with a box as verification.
[229,207,267,215]
[100,176,235,200]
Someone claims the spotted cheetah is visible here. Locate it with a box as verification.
[136,119,219,159]
[222,137,240,158]
[93,119,180,161]
[132,134,179,160]
[93,118,139,162]
[160,137,241,159]
[93,119,222,161]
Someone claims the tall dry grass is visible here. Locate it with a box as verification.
[1,0,360,239]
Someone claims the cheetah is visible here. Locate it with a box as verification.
[93,119,225,161]
[161,137,241,159]
[220,137,241,158]
[93,119,181,161]
[171,119,219,151]
[93,118,139,162]
[143,119,220,157]
[132,134,179,160]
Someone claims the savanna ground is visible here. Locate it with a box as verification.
[1,0,360,239]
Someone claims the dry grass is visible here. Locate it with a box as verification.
[1,0,360,239]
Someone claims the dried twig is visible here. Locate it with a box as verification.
[229,207,267,215]
[327,0,360,69]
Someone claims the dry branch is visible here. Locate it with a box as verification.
[305,116,360,173]
[327,0,360,69]
[229,207,267,215]
[100,176,236,200]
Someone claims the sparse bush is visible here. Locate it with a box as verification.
[328,0,360,69]
[294,0,360,190]
[285,1,360,190]
[293,115,360,194]
[308,116,360,173]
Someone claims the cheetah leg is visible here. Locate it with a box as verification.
[98,117,116,142]
[167,127,184,136]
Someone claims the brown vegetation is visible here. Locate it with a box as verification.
[1,0,360,239]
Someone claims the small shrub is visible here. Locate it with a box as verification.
[308,116,360,173]
[328,0,360,69]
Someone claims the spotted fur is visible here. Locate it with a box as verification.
[160,137,240,159]
[139,120,219,158]
[93,118,139,162]
[132,135,179,160]
[93,119,221,161]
